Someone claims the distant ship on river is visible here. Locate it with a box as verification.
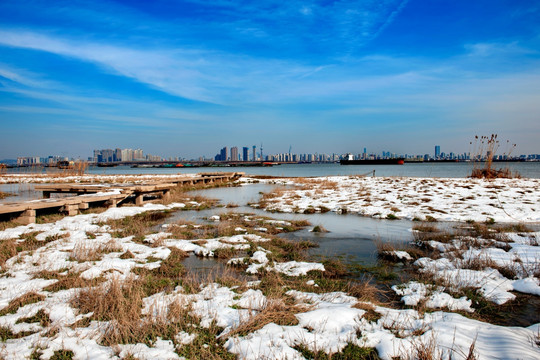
[340,154,405,165]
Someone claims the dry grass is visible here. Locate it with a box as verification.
[40,271,105,292]
[16,308,51,327]
[226,298,300,338]
[0,292,45,316]
[0,239,18,268]
[375,239,428,262]
[263,237,318,262]
[312,224,329,233]
[133,247,190,296]
[0,219,21,231]
[408,335,442,360]
[470,167,516,179]
[1,232,68,268]
[69,242,103,262]
[258,187,287,208]
[162,187,218,208]
[412,223,439,233]
[106,211,171,243]
[35,213,66,224]
[71,276,145,345]
[347,278,382,304]
[413,225,456,244]
[101,238,124,253]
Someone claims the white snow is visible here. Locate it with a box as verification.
[392,281,474,312]
[1,175,539,360]
[256,176,540,223]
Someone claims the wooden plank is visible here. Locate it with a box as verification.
[1,173,243,219]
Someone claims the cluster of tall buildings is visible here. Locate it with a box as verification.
[214,145,342,163]
[92,148,162,163]
[214,146,258,161]
[16,155,68,166]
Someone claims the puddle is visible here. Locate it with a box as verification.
[167,183,414,266]
[0,183,75,204]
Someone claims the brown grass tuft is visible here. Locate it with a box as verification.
[71,276,144,345]
[42,272,105,292]
[0,239,18,268]
[0,292,45,316]
[227,298,299,338]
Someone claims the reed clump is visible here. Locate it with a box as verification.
[469,134,518,179]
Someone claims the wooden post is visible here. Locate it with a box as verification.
[107,199,118,208]
[135,194,144,206]
[162,189,171,202]
[61,204,78,216]
[16,209,36,225]
[78,202,89,210]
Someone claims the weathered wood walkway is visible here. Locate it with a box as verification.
[0,172,243,224]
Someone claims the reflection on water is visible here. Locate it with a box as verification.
[0,184,77,204]
[0,184,39,204]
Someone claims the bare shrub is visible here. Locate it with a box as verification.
[469,134,518,179]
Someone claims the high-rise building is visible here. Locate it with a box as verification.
[435,145,441,159]
[114,148,122,162]
[133,149,144,161]
[242,147,249,161]
[252,146,256,161]
[231,147,238,162]
[121,149,133,162]
[219,147,227,161]
[100,149,114,163]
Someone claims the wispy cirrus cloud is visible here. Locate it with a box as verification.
[0,28,337,104]
[182,0,410,50]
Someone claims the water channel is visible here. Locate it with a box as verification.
[175,183,414,266]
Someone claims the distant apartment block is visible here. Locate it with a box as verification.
[93,148,145,162]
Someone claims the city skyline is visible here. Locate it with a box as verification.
[1,1,540,159]
[9,142,540,166]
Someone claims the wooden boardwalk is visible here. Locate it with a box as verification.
[0,172,243,224]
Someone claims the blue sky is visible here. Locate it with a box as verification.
[1,0,539,159]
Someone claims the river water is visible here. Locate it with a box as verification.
[7,161,539,178]
[83,161,540,178]
[181,183,414,265]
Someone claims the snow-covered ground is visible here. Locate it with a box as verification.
[249,176,540,223]
[0,176,539,359]
[412,230,540,305]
